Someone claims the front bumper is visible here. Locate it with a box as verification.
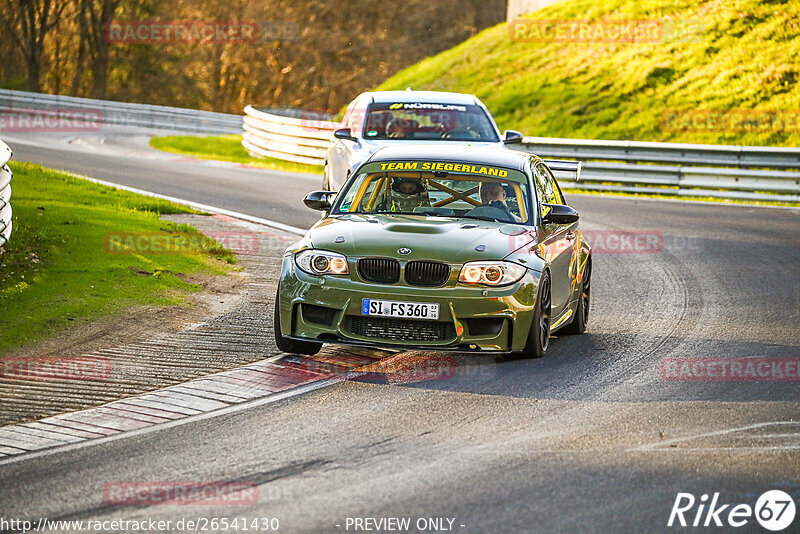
[277,255,542,353]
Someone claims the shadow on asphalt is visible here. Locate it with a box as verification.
[293,333,800,404]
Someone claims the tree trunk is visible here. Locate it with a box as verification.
[90,0,119,99]
[25,60,40,91]
[71,0,90,96]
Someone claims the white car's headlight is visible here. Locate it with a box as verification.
[296,250,349,275]
[458,261,526,286]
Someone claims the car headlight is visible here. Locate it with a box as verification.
[458,261,526,286]
[295,250,349,275]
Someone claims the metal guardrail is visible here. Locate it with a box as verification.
[0,140,13,247]
[0,89,242,134]
[240,106,800,202]
[514,138,800,202]
[242,105,338,165]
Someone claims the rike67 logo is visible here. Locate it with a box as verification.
[668,490,796,531]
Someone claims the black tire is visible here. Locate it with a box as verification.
[521,271,551,358]
[561,261,591,336]
[273,289,322,356]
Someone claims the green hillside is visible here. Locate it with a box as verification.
[376,0,800,146]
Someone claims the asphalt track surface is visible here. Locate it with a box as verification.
[1,132,800,533]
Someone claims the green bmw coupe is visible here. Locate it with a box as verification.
[274,145,591,358]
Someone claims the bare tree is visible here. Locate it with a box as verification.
[70,0,120,98]
[70,0,90,95]
[88,0,120,98]
[0,0,67,91]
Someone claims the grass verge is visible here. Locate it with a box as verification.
[0,162,236,354]
[377,0,800,147]
[150,134,323,175]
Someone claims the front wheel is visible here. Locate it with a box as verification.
[561,260,591,336]
[273,289,322,356]
[521,271,551,358]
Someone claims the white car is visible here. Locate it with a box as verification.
[323,90,523,191]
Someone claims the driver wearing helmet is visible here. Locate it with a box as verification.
[386,177,430,213]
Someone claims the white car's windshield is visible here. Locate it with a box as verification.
[362,102,499,142]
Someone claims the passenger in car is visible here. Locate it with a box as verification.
[477,182,521,222]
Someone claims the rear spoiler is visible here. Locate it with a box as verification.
[543,159,582,183]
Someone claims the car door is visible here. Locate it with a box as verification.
[535,161,577,319]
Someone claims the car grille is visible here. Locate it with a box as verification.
[358,258,400,284]
[346,316,455,342]
[405,261,451,287]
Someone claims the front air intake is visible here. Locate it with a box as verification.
[357,258,401,284]
[405,261,450,287]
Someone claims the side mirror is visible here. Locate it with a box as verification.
[334,128,357,142]
[303,191,336,211]
[542,203,579,225]
[503,130,524,144]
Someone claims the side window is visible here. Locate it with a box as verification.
[540,163,565,204]
[534,162,558,205]
[531,159,545,202]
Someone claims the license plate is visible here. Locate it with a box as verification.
[362,299,439,320]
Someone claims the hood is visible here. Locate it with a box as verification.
[307,214,536,264]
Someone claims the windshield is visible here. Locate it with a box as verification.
[332,162,530,224]
[362,102,499,142]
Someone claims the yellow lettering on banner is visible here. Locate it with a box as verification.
[386,162,511,177]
